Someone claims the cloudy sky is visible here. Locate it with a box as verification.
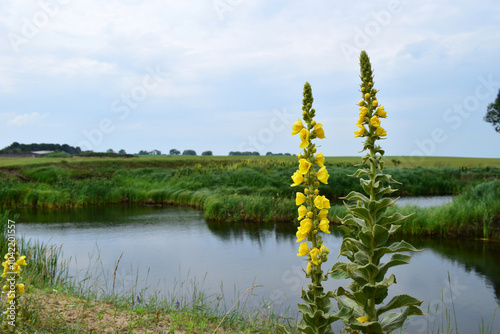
[0,0,499,157]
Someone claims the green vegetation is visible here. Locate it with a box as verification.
[0,156,498,237]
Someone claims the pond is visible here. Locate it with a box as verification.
[14,204,500,334]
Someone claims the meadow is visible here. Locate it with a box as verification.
[0,155,499,238]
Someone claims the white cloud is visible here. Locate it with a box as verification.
[6,112,48,126]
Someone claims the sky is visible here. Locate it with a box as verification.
[0,0,499,158]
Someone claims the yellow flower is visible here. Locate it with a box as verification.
[300,218,312,231]
[318,209,328,220]
[320,244,329,255]
[372,100,378,107]
[314,195,330,209]
[12,264,20,274]
[359,106,368,117]
[364,93,370,99]
[2,285,7,292]
[319,219,330,234]
[316,167,329,184]
[313,123,326,139]
[291,170,304,187]
[306,262,312,274]
[356,116,365,127]
[370,115,381,127]
[299,128,310,149]
[16,284,25,293]
[357,316,368,323]
[291,119,304,135]
[16,256,27,266]
[376,106,387,118]
[310,248,321,265]
[299,159,312,174]
[316,152,325,167]
[296,192,306,206]
[358,100,364,106]
[296,229,308,242]
[354,125,366,138]
[297,242,309,257]
[376,126,387,136]
[298,205,307,220]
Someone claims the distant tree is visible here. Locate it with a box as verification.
[284,153,291,156]
[118,149,126,154]
[182,149,197,156]
[266,152,273,156]
[138,150,149,155]
[201,151,213,156]
[484,89,500,133]
[107,148,115,154]
[170,149,180,155]
[150,149,161,155]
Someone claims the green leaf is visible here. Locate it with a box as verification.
[350,206,372,222]
[377,212,413,226]
[388,224,401,235]
[354,250,369,265]
[376,294,423,317]
[373,224,389,248]
[376,253,411,281]
[330,262,350,279]
[349,169,370,178]
[373,240,421,263]
[342,191,370,204]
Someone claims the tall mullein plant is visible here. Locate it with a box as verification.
[287,82,341,334]
[330,51,423,334]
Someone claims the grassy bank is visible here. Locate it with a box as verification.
[0,210,292,333]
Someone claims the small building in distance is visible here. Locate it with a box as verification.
[31,150,54,157]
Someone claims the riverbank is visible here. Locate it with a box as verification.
[0,156,498,237]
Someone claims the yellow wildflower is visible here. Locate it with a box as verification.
[376,106,387,118]
[16,256,27,266]
[376,126,387,136]
[296,192,306,206]
[316,152,325,167]
[357,316,369,323]
[354,125,366,138]
[372,100,378,107]
[358,100,364,106]
[316,167,329,184]
[319,219,330,234]
[291,119,304,135]
[359,106,368,117]
[291,170,304,187]
[313,123,326,139]
[364,93,370,99]
[310,248,321,265]
[16,284,25,293]
[306,262,312,274]
[314,195,330,209]
[296,229,308,242]
[370,116,381,127]
[297,242,309,257]
[299,128,310,149]
[298,205,307,220]
[318,209,328,220]
[299,159,312,174]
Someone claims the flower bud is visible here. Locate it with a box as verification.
[307,212,313,218]
[304,188,309,195]
[311,148,317,153]
[364,93,370,99]
[314,189,319,195]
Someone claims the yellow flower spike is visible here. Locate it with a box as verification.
[316,167,329,184]
[372,100,378,107]
[297,242,310,257]
[376,106,387,118]
[370,116,381,127]
[316,152,325,167]
[296,192,306,206]
[357,316,369,323]
[16,284,25,293]
[354,125,366,138]
[319,219,330,234]
[291,170,304,187]
[298,205,307,220]
[313,123,326,139]
[299,128,310,149]
[292,119,305,135]
[299,159,312,174]
[310,248,321,265]
[376,126,387,137]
